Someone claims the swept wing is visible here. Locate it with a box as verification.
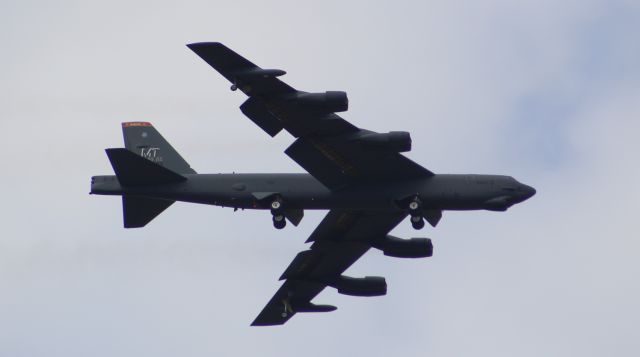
[188,42,433,190]
[188,42,432,325]
[252,209,407,326]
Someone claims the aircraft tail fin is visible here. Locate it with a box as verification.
[122,196,174,228]
[121,122,196,174]
[102,122,194,228]
[105,148,187,186]
[104,149,183,228]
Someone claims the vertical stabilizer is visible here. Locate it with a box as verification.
[122,122,196,174]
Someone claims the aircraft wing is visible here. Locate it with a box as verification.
[251,209,407,326]
[188,42,434,190]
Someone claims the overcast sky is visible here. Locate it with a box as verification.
[2,1,639,356]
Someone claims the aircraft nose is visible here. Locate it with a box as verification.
[520,184,536,200]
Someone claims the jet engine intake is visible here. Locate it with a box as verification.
[357,131,412,152]
[373,235,433,258]
[330,276,387,297]
[293,91,348,113]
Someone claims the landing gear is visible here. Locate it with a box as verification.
[270,200,282,211]
[408,197,422,215]
[271,198,286,229]
[408,196,424,230]
[411,215,425,230]
[273,214,286,229]
[281,299,293,318]
[230,78,239,91]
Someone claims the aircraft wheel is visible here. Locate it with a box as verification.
[411,218,425,230]
[408,198,422,214]
[230,84,238,91]
[271,200,282,210]
[273,215,286,229]
[410,215,422,223]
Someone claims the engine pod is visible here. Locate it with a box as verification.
[291,302,338,313]
[330,276,387,297]
[232,68,287,81]
[356,131,412,152]
[372,235,433,258]
[292,91,349,113]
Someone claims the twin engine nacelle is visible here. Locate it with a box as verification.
[292,91,349,113]
[330,276,387,297]
[372,235,433,258]
[356,131,412,152]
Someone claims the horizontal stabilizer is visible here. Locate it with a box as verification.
[105,148,187,186]
[123,196,174,228]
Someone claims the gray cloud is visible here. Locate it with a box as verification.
[1,1,639,356]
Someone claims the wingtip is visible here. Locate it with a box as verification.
[250,319,270,327]
[186,42,223,50]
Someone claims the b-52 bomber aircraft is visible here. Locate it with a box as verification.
[90,42,536,326]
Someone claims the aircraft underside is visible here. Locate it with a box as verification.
[90,42,535,325]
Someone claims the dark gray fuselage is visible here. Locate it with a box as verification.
[91,173,536,212]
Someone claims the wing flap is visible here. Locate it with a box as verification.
[286,135,433,190]
[306,210,362,243]
[239,97,284,137]
[285,138,354,190]
[279,250,319,280]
